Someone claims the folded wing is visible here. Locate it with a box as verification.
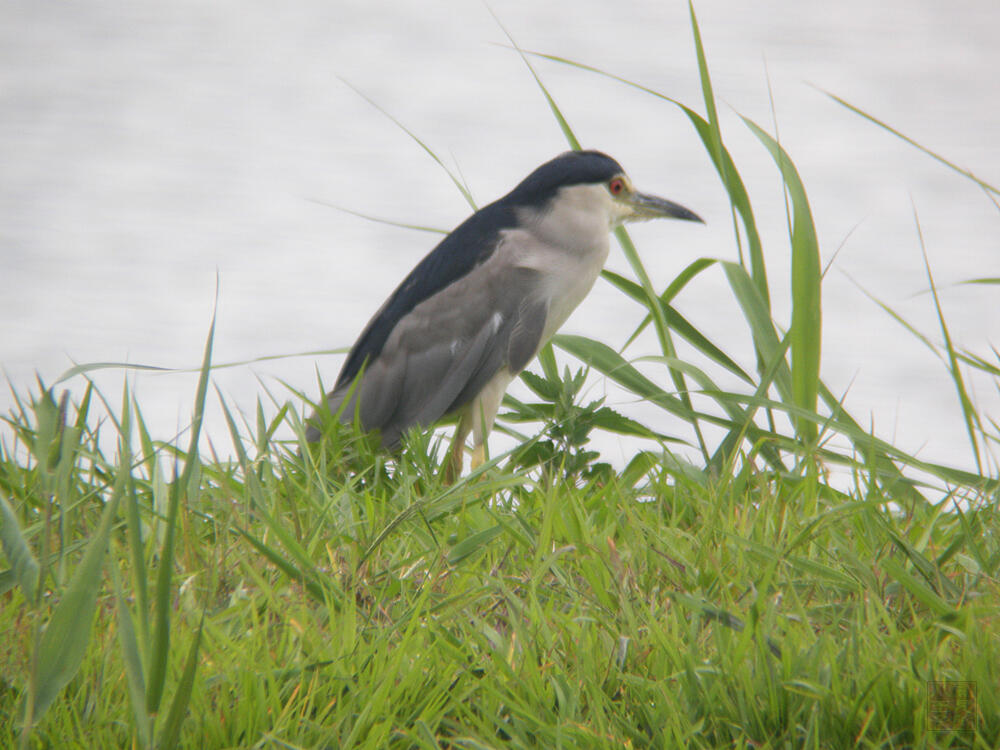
[307,265,548,446]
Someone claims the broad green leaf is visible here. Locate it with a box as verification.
[0,492,39,600]
[519,370,562,403]
[589,407,680,442]
[742,117,822,443]
[880,558,956,618]
[448,525,504,566]
[27,470,125,725]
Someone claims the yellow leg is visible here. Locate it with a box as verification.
[470,443,486,471]
[443,393,497,482]
[443,414,471,484]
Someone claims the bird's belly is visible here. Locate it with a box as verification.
[537,248,609,343]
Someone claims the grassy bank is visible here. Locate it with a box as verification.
[2,7,998,749]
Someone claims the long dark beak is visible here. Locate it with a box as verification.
[628,191,704,223]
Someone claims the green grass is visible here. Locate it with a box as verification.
[2,7,999,748]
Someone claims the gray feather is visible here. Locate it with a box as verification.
[308,263,546,447]
[507,296,549,373]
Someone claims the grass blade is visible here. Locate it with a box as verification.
[605,257,721,349]
[609,227,711,461]
[486,7,581,152]
[25,467,125,727]
[688,1,769,307]
[523,49,770,305]
[156,614,205,750]
[879,558,957,619]
[337,77,478,210]
[147,298,216,714]
[447,525,504,566]
[601,268,753,384]
[721,261,791,398]
[0,492,40,600]
[914,207,983,473]
[112,561,152,749]
[821,90,1000,197]
[742,117,822,443]
[552,334,686,417]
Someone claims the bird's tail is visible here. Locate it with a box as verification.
[304,386,350,442]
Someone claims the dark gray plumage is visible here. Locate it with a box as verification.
[306,150,702,476]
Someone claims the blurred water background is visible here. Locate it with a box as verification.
[2,0,998,473]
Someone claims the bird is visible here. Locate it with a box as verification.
[306,149,702,478]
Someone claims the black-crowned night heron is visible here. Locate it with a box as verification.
[306,150,702,477]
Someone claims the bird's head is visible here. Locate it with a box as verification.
[506,150,703,230]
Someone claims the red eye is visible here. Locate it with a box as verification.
[608,177,625,195]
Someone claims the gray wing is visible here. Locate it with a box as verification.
[307,265,548,447]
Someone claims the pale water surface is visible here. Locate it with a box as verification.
[2,1,998,474]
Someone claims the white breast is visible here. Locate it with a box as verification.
[506,183,615,342]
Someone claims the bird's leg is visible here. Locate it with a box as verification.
[443,414,472,484]
[445,440,464,484]
[467,396,495,473]
[470,443,486,471]
[443,394,496,482]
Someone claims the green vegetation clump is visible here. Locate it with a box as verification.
[2,9,998,749]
